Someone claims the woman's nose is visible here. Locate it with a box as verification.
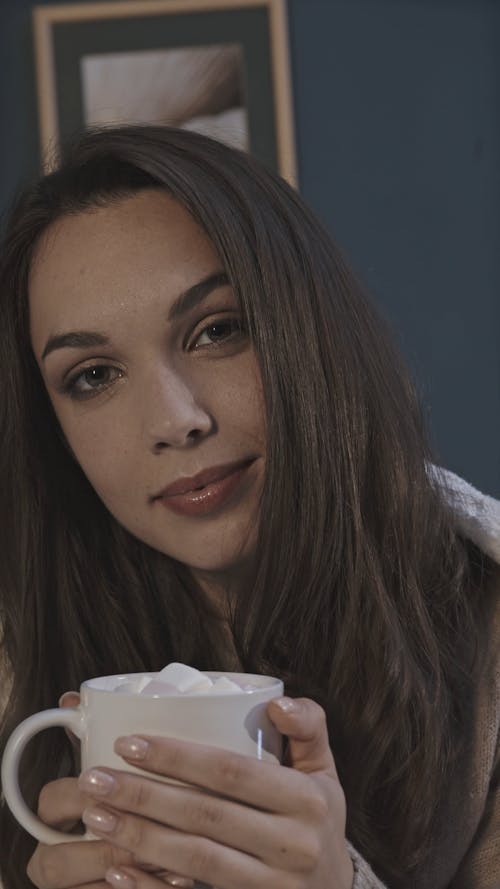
[141,369,214,451]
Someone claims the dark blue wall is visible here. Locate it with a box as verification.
[1,0,499,495]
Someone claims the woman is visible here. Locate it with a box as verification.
[0,126,498,889]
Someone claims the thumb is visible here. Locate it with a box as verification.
[267,697,338,778]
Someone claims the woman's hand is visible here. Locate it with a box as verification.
[78,697,354,889]
[27,694,190,889]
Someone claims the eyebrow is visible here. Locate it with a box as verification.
[41,271,230,361]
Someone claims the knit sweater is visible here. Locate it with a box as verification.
[0,468,499,888]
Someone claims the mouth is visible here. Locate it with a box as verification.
[153,458,256,500]
[152,458,257,518]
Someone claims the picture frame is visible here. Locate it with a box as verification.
[32,0,297,185]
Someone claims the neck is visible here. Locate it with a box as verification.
[188,560,256,671]
[189,556,256,617]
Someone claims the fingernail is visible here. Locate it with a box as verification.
[105,868,136,889]
[160,875,194,888]
[114,736,149,760]
[274,697,297,712]
[82,806,118,832]
[79,769,116,795]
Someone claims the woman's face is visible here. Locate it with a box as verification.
[29,189,266,586]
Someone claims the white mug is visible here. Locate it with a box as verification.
[1,671,284,846]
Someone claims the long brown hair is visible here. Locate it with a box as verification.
[0,126,494,887]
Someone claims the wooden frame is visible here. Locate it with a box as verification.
[32,0,297,184]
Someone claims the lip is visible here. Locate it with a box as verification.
[154,458,255,499]
[154,458,256,518]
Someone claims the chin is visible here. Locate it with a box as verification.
[114,507,258,579]
[173,547,253,577]
[154,535,256,581]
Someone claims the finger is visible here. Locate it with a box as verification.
[27,839,141,889]
[59,692,81,751]
[37,777,88,830]
[78,769,319,870]
[267,697,339,778]
[110,735,313,815]
[59,692,80,707]
[81,808,281,889]
[106,866,194,888]
[30,883,108,889]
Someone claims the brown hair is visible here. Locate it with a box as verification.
[0,125,493,887]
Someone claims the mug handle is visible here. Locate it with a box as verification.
[1,706,89,845]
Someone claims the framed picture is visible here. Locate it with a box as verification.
[32,0,297,184]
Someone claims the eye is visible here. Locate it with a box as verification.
[63,365,123,400]
[192,317,244,348]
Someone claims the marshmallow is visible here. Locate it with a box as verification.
[207,677,242,694]
[113,664,259,696]
[157,662,214,694]
[115,676,152,694]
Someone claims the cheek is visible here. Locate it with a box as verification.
[234,402,266,450]
[60,416,134,502]
[222,360,267,444]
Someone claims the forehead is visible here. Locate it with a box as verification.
[30,189,213,283]
[28,189,219,350]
